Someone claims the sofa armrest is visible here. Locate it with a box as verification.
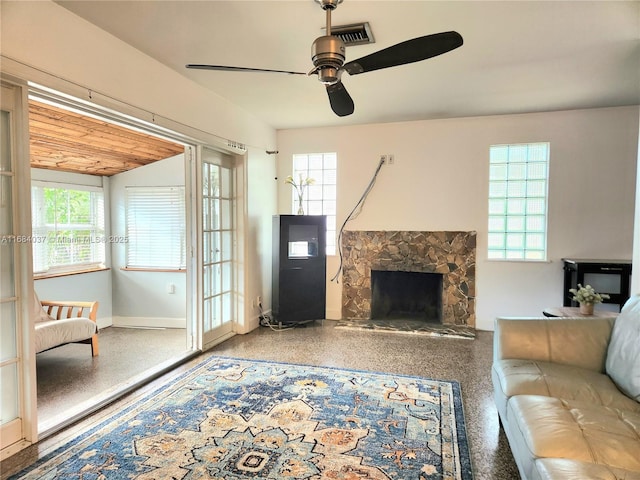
[494,317,615,373]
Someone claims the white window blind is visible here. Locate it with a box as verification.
[31,184,105,275]
[292,153,337,255]
[126,186,186,269]
[488,142,549,261]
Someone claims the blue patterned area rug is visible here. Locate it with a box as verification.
[12,357,473,479]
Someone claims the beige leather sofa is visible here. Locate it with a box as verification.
[492,296,640,480]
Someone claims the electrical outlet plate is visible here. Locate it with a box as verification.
[252,296,262,309]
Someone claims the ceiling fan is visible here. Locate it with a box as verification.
[186,0,463,117]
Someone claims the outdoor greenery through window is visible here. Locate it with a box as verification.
[488,142,549,260]
[31,184,105,275]
[126,186,186,270]
[292,153,337,255]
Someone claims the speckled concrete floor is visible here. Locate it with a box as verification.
[2,321,520,479]
[36,326,189,426]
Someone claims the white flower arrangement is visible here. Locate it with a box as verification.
[569,284,610,305]
[284,174,315,214]
[284,174,315,193]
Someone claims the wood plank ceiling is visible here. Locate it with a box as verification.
[29,100,184,176]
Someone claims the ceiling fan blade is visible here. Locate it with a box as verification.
[343,31,463,75]
[326,82,354,117]
[186,64,307,76]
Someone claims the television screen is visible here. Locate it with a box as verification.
[288,224,319,258]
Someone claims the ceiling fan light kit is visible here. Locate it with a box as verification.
[186,0,463,117]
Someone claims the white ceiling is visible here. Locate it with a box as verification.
[57,0,640,130]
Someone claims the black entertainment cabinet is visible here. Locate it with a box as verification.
[562,258,632,311]
[272,215,326,324]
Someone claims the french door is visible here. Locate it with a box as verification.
[198,147,235,348]
[1,81,34,457]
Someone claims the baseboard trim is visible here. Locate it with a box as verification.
[97,317,113,329]
[111,316,186,329]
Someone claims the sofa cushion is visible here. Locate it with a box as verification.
[32,290,53,324]
[492,359,640,419]
[606,295,640,401]
[506,395,640,479]
[532,458,640,480]
[34,317,98,354]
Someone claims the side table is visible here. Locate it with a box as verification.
[542,307,618,319]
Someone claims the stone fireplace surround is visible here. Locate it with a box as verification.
[341,231,476,327]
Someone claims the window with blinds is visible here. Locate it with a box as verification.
[488,142,550,261]
[31,184,105,275]
[125,186,186,269]
[292,153,337,255]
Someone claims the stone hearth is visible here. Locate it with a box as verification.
[341,231,476,327]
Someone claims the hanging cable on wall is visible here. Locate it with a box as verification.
[331,156,386,283]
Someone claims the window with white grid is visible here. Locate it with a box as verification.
[292,153,337,255]
[488,142,549,261]
[31,183,105,275]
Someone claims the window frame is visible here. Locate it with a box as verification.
[291,152,337,256]
[124,185,186,271]
[31,181,106,277]
[487,142,550,262]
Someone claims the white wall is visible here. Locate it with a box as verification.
[109,154,186,325]
[243,148,277,331]
[277,106,639,330]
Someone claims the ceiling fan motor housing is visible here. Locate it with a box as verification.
[315,0,343,10]
[311,35,346,84]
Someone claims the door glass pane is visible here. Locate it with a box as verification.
[222,292,232,323]
[0,302,17,361]
[220,199,231,230]
[211,294,221,328]
[221,231,232,262]
[222,263,231,292]
[220,167,230,198]
[0,244,15,298]
[211,199,220,230]
[203,264,210,294]
[202,197,211,231]
[0,111,10,172]
[1,364,19,423]
[202,162,210,196]
[0,174,12,234]
[203,297,211,331]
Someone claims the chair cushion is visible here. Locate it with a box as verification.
[606,295,640,401]
[533,458,640,480]
[507,395,640,475]
[32,290,52,324]
[34,317,97,353]
[493,359,640,419]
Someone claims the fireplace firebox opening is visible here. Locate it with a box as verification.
[370,270,443,323]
